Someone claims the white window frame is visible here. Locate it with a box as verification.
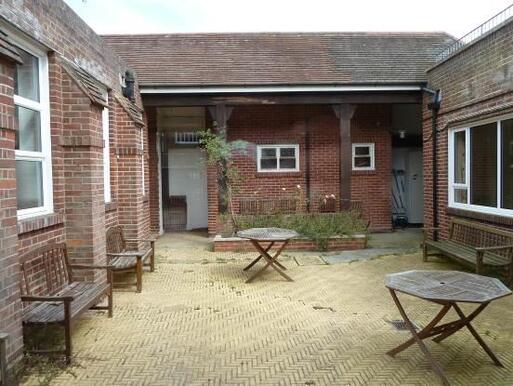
[256,144,300,172]
[13,39,53,220]
[175,131,200,144]
[102,95,111,203]
[448,113,513,217]
[352,143,375,171]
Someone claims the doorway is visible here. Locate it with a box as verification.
[392,148,424,225]
[391,104,424,226]
[168,148,208,230]
[158,107,208,232]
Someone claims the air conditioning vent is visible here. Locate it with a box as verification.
[175,132,200,145]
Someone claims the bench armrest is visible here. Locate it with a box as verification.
[476,245,513,252]
[125,238,156,243]
[421,227,441,242]
[21,295,74,302]
[69,264,114,270]
[107,253,142,258]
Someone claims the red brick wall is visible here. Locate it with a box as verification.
[351,105,393,231]
[222,104,392,232]
[0,58,23,364]
[115,103,150,244]
[146,107,160,233]
[61,70,106,278]
[0,0,130,93]
[424,20,513,238]
[0,0,151,367]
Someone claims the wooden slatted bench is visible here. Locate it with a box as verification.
[423,218,513,285]
[20,243,113,364]
[106,225,157,293]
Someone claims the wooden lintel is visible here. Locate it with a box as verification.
[143,92,421,107]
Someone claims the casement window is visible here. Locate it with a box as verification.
[102,95,111,203]
[448,115,513,216]
[14,43,53,219]
[257,145,299,172]
[352,143,375,170]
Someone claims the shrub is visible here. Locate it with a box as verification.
[232,212,367,251]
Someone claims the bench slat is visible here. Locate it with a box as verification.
[23,282,110,324]
[109,250,151,271]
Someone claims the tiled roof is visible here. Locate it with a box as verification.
[0,30,22,64]
[61,58,108,107]
[114,92,145,126]
[102,32,455,87]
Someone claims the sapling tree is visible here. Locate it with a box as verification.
[198,128,247,234]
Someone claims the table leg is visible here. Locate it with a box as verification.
[432,303,487,343]
[246,240,293,283]
[388,289,450,386]
[243,242,274,271]
[387,303,452,357]
[435,303,503,367]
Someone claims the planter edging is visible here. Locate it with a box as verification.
[212,234,367,252]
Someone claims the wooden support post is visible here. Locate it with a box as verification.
[332,104,356,210]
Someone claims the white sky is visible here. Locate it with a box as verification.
[64,0,513,38]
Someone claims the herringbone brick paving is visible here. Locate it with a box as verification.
[24,233,513,385]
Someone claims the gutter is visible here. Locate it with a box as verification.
[140,84,423,94]
[423,87,442,239]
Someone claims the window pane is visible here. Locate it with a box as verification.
[261,148,276,157]
[355,146,370,156]
[15,48,40,102]
[15,106,41,152]
[280,147,295,157]
[16,160,43,210]
[280,158,296,169]
[454,130,466,184]
[454,188,468,204]
[470,122,497,207]
[501,119,513,209]
[260,158,277,169]
[354,156,371,168]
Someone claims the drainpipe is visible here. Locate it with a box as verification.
[423,87,441,240]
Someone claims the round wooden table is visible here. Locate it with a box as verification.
[385,270,512,386]
[237,227,299,283]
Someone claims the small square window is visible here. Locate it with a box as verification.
[257,145,299,172]
[352,143,375,171]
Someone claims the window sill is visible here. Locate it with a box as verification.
[352,170,377,176]
[105,201,118,212]
[255,171,302,178]
[446,207,513,226]
[17,212,64,235]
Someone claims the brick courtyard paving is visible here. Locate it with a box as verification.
[28,233,513,385]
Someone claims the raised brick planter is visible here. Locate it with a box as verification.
[212,234,367,252]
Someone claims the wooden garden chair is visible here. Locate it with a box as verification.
[106,225,157,292]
